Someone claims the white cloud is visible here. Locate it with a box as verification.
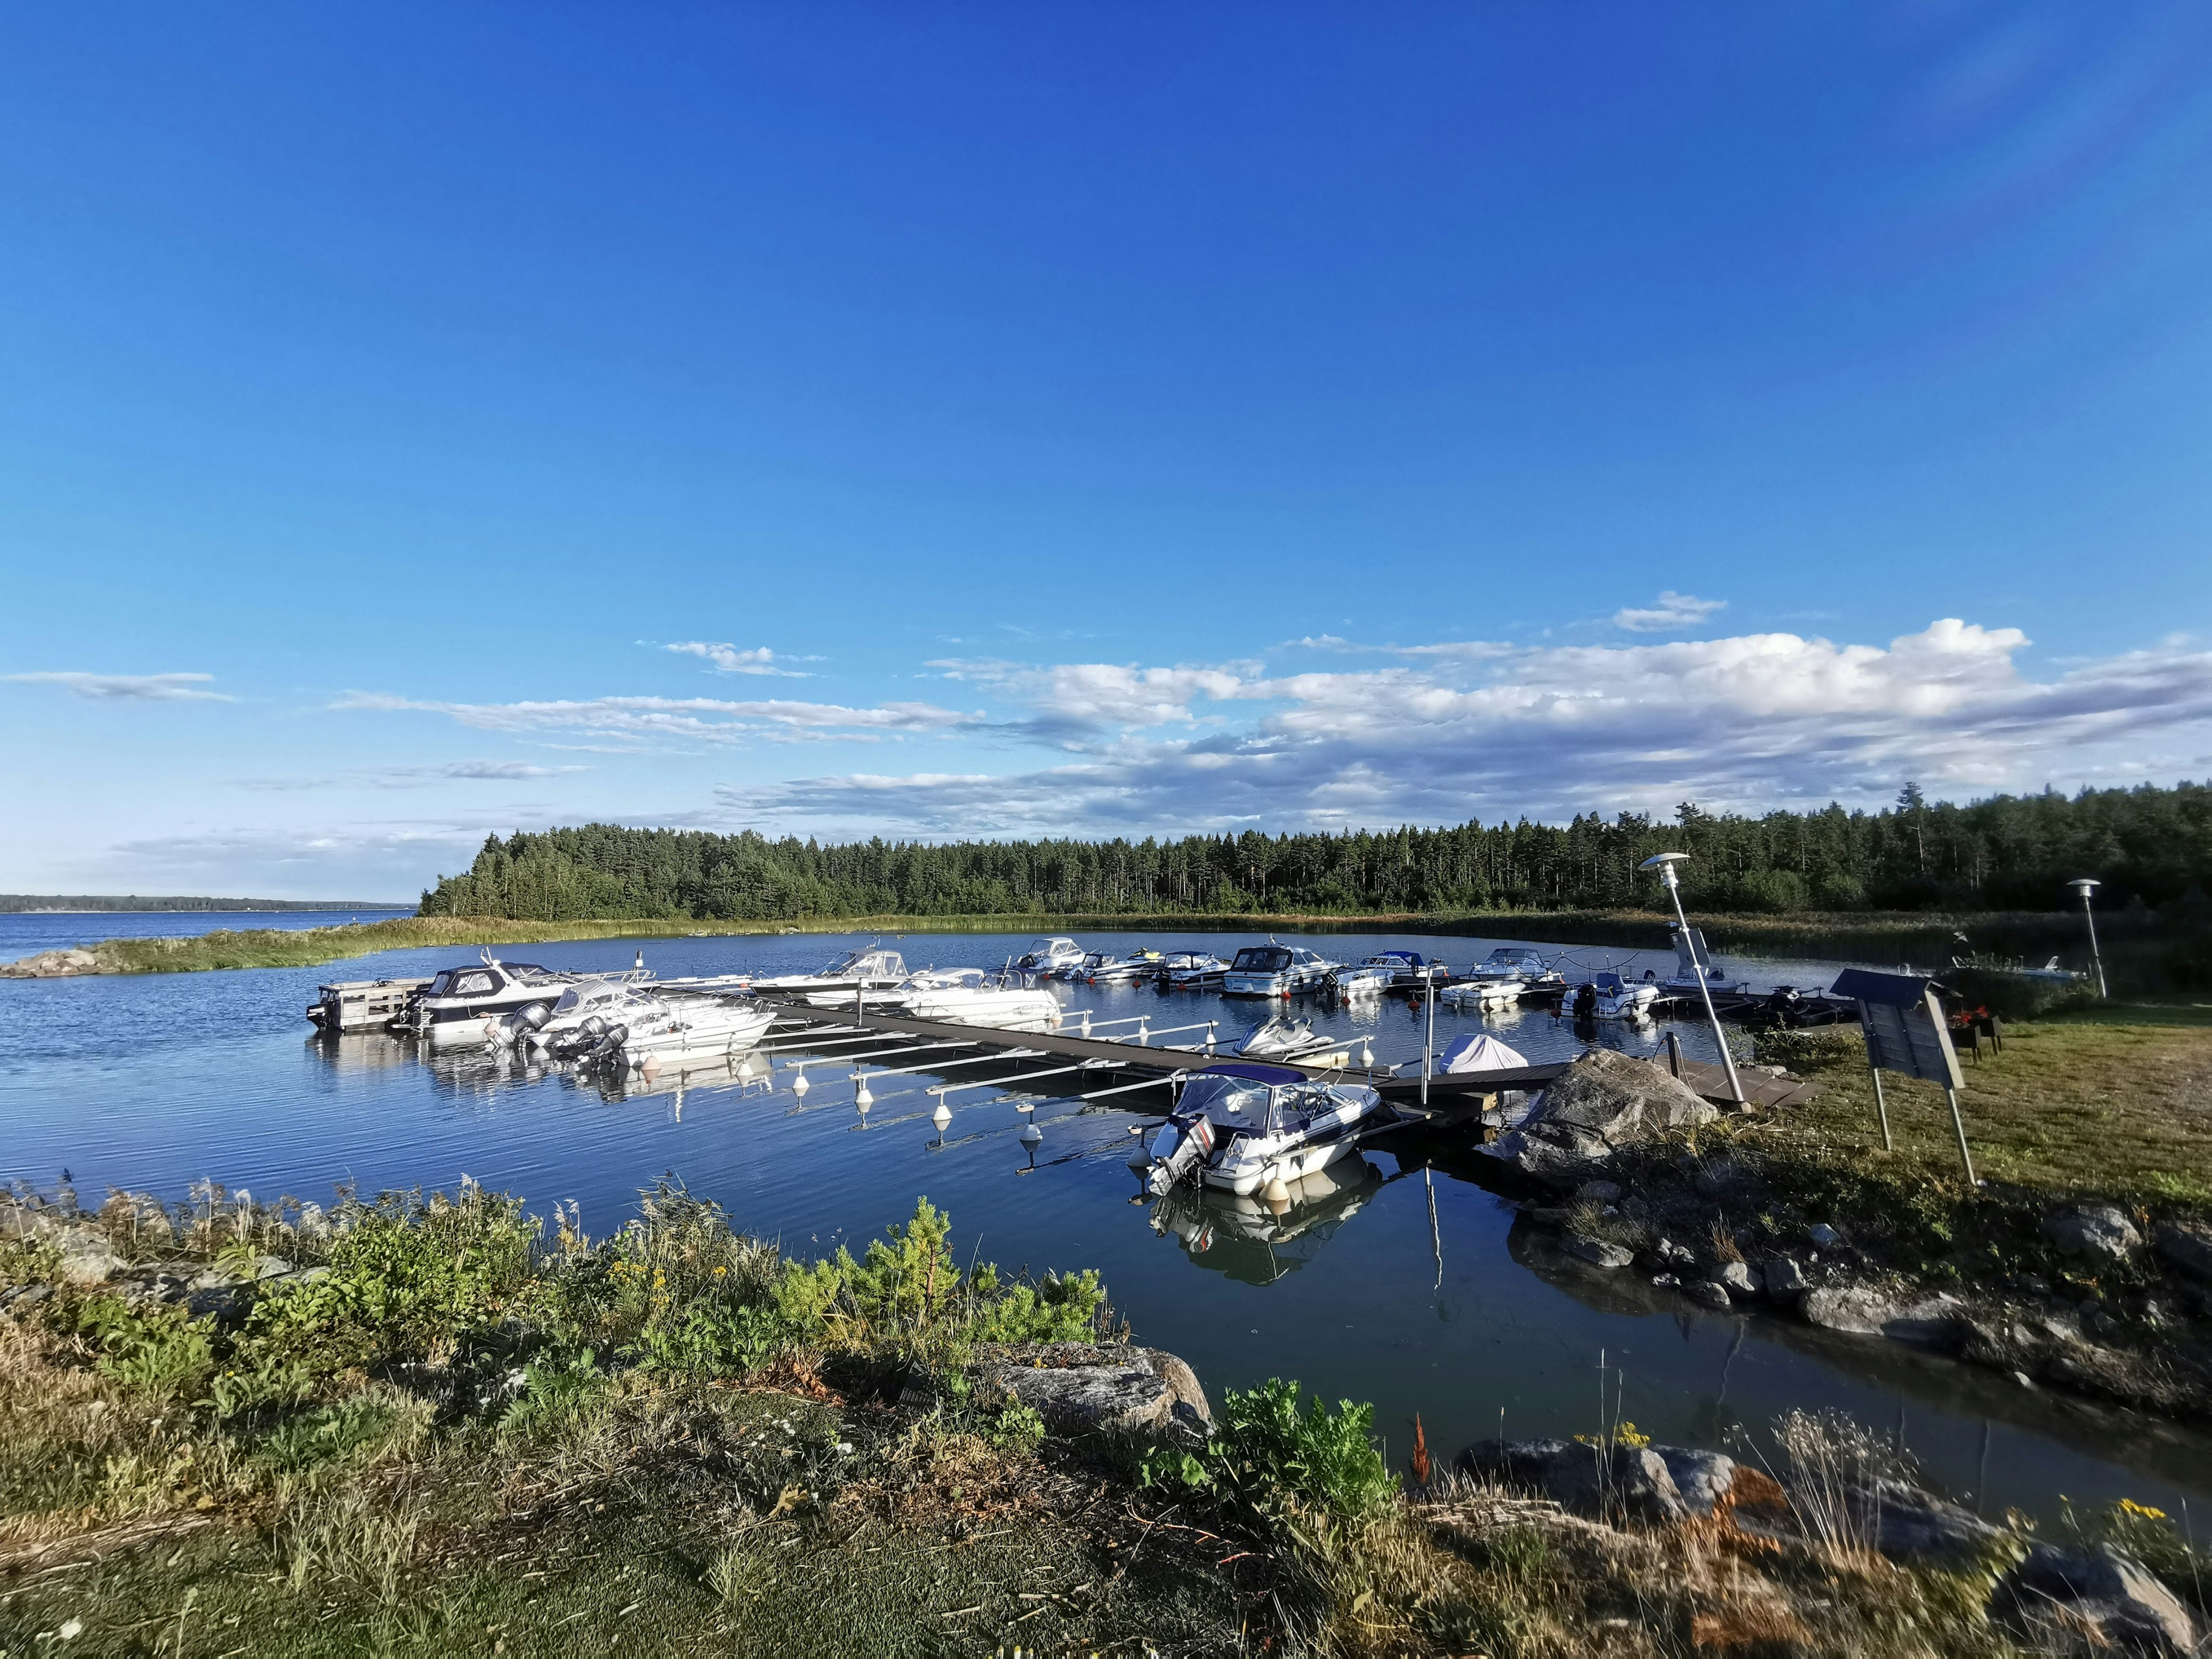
[927,658,1261,742]
[665,642,809,677]
[720,621,2212,838]
[336,691,977,746]
[4,671,232,702]
[1612,591,1729,633]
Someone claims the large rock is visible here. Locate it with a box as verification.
[2042,1205,2142,1268]
[1866,1479,2002,1562]
[1993,1543,2201,1656]
[2154,1219,2212,1283]
[973,1343,1209,1441]
[0,947,104,979]
[1490,1050,1718,1188]
[55,1230,120,1287]
[1537,1049,1718,1143]
[1461,1437,1688,1525]
[1657,1448,1738,1517]
[1715,1261,1758,1298]
[1764,1256,1810,1302]
[1802,1283,1908,1335]
[1565,1236,1634,1270]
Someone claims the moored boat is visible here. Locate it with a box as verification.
[1221,941,1340,998]
[1143,1063,1386,1198]
[1012,936,1085,976]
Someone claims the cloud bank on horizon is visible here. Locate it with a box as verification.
[13,608,2212,895]
[358,613,2212,838]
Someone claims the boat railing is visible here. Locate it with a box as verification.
[1063,1009,1220,1048]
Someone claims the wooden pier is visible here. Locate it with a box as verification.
[750,994,1817,1127]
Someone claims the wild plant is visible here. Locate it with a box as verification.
[73,1296,214,1403]
[2058,1494,2210,1612]
[1143,1378,1397,1536]
[1767,1407,1912,1566]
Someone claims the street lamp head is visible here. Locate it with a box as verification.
[1640,851,1690,888]
[2068,878,2100,900]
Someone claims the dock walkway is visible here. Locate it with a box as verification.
[751,995,1819,1125]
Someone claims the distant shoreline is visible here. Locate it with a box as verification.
[0,903,2147,982]
[0,896,412,914]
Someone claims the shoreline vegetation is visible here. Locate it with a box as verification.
[8,1172,2212,1656]
[0,904,2181,983]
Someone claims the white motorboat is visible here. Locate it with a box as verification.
[1333,949,1443,997]
[402,953,646,1048]
[1565,972,1660,1021]
[1143,1063,1385,1198]
[897,969,1063,1032]
[1158,949,1229,988]
[528,981,774,1067]
[752,946,909,999]
[1664,926,1750,996]
[1233,1014,1350,1066]
[605,998,775,1067]
[1012,936,1085,976]
[1067,949,1157,984]
[1332,960,1393,998]
[1221,941,1341,998]
[516,980,668,1052]
[1442,946,1561,1007]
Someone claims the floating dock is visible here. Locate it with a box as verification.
[750,994,1818,1130]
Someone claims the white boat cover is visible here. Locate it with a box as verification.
[1439,1033,1529,1074]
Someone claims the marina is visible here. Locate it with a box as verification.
[4,918,2207,1535]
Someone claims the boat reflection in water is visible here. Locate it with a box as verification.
[1149,1158,1383,1286]
[583,1050,772,1112]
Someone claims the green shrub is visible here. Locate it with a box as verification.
[498,1347,607,1444]
[239,1187,541,1380]
[258,1389,427,1476]
[74,1296,214,1402]
[1145,1378,1396,1533]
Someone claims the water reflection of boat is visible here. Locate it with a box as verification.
[1150,1160,1382,1286]
[583,1050,771,1108]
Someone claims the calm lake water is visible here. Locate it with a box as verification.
[2,926,2200,1525]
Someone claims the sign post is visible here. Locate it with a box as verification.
[1831,968,1975,1183]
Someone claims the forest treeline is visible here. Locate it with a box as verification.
[415,782,2212,922]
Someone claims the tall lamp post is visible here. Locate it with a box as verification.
[2068,878,2107,999]
[1639,853,1745,1104]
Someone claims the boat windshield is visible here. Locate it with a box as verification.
[1178,1073,1275,1126]
[1230,946,1291,972]
[425,971,454,996]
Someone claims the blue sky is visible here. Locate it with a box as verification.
[5,3,2211,899]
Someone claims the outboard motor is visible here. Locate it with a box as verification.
[1143,1116,1213,1195]
[583,1023,630,1067]
[1572,982,1596,1021]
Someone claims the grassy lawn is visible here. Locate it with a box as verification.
[1770,1015,2212,1206]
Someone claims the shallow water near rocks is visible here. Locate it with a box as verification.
[3,923,2206,1525]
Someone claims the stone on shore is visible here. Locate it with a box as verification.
[972,1342,1211,1442]
[1715,1261,1758,1298]
[1461,1437,1688,1525]
[1656,1448,1738,1517]
[0,947,104,979]
[2154,1219,2212,1283]
[1763,1256,1809,1302]
[2041,1205,2142,1268]
[1802,1283,1907,1335]
[1993,1543,2201,1656]
[1490,1050,1718,1189]
[1565,1236,1634,1270]
[1865,1478,2002,1562]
